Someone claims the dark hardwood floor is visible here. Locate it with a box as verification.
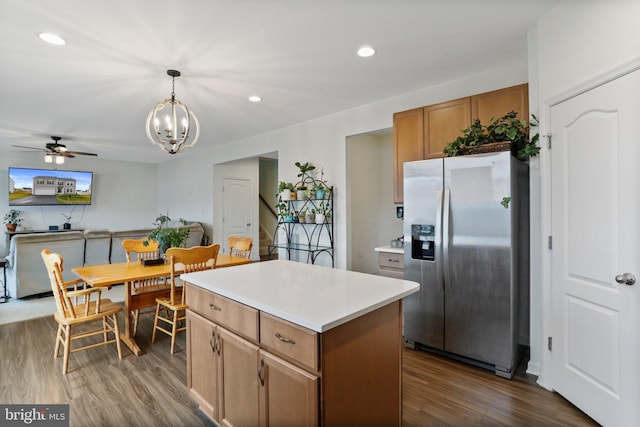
[402,348,599,426]
[0,314,599,427]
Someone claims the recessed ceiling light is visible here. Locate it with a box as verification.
[357,46,376,58]
[38,32,66,46]
[248,95,262,103]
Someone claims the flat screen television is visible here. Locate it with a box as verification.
[9,167,93,206]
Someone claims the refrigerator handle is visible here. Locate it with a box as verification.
[442,188,451,292]
[435,189,444,292]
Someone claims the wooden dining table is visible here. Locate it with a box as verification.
[72,254,252,356]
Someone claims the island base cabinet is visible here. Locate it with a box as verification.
[186,311,220,422]
[258,350,319,427]
[186,280,404,427]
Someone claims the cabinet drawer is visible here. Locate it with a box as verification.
[378,252,404,269]
[260,312,319,372]
[186,283,259,341]
[378,268,405,280]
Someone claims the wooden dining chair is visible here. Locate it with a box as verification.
[228,236,253,259]
[41,249,123,374]
[122,238,160,263]
[152,244,220,354]
[122,238,167,336]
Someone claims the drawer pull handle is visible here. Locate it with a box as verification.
[388,259,399,263]
[275,332,296,345]
[209,303,222,312]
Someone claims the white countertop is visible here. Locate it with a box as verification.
[374,245,404,254]
[182,260,419,333]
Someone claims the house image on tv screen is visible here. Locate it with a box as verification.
[33,175,78,196]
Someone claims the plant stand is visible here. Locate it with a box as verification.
[269,186,334,267]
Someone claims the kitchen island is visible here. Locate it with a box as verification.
[181,259,419,427]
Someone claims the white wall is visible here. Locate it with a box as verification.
[167,61,528,270]
[528,0,640,388]
[1,151,158,256]
[347,131,401,274]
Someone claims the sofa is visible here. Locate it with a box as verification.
[5,222,205,298]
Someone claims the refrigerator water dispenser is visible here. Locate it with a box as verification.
[411,224,435,260]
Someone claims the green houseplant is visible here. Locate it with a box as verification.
[443,112,540,160]
[3,209,23,231]
[144,214,190,253]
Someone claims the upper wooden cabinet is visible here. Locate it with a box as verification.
[393,108,424,203]
[393,83,529,203]
[471,83,529,124]
[424,97,472,160]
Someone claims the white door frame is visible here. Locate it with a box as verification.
[537,58,640,390]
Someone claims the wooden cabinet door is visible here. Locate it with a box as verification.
[186,311,220,422]
[258,350,319,427]
[393,108,424,203]
[423,97,471,159]
[470,83,529,123]
[218,326,260,427]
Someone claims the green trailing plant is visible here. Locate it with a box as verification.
[443,112,540,160]
[145,213,190,253]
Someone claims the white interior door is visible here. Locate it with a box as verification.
[550,69,640,426]
[223,178,252,255]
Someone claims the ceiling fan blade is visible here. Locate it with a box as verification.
[10,144,45,152]
[66,150,98,156]
[61,152,76,158]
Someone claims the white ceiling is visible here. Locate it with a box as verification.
[0,0,557,164]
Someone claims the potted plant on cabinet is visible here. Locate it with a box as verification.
[443,112,540,160]
[3,209,22,232]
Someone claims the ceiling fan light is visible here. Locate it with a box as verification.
[44,154,53,163]
[55,155,65,165]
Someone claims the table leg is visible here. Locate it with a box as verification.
[122,281,143,356]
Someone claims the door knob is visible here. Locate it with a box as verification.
[615,273,636,286]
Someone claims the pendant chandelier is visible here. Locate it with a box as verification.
[146,69,200,154]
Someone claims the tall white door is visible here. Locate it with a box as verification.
[550,69,640,426]
[223,178,252,255]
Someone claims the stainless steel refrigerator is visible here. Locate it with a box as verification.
[403,151,529,378]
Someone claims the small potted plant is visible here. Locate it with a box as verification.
[305,209,315,224]
[297,209,307,224]
[3,209,22,232]
[278,181,295,201]
[313,182,326,200]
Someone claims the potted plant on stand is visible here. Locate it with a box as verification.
[3,209,22,232]
[278,181,295,201]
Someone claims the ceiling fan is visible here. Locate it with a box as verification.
[12,136,98,159]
